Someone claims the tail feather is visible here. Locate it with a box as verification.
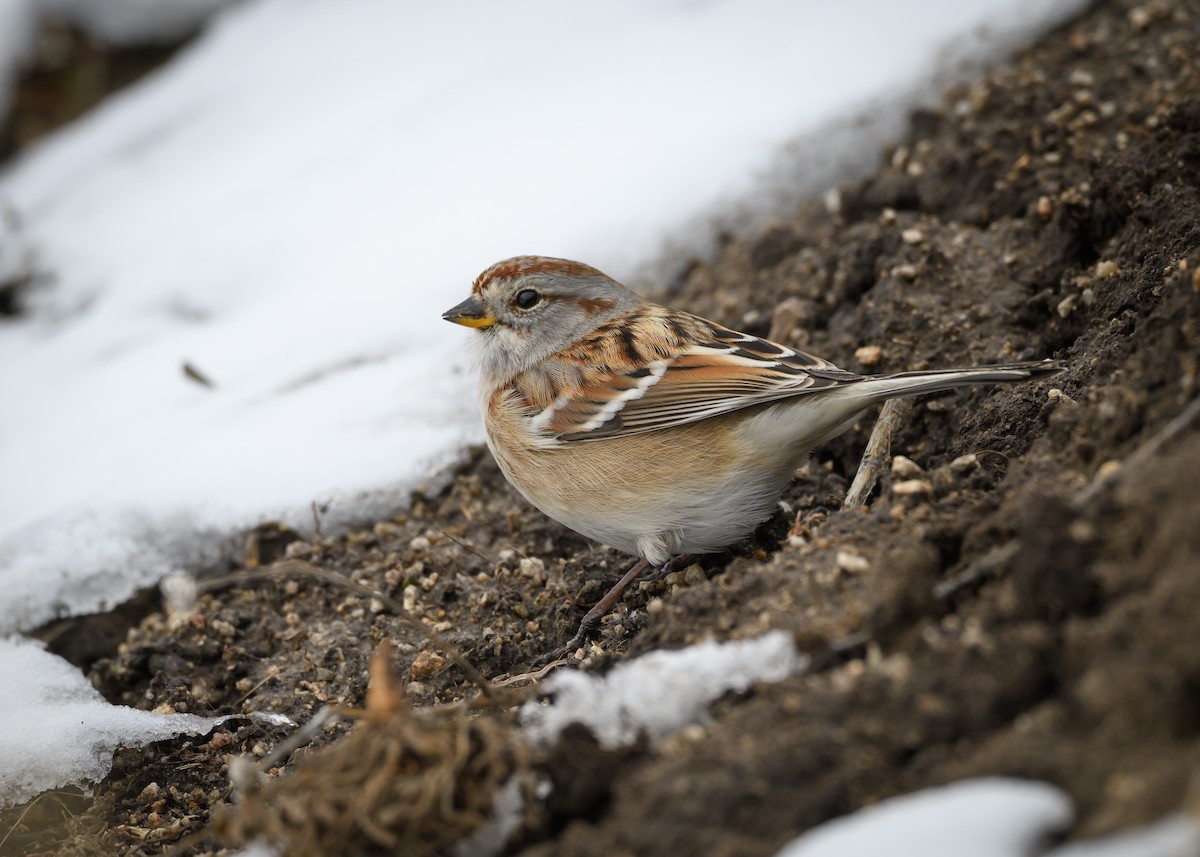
[849,359,1063,404]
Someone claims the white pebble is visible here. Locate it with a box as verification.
[836,551,871,574]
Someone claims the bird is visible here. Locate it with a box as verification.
[443,255,1061,658]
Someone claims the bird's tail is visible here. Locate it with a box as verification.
[847,359,1064,404]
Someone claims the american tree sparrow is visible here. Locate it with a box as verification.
[444,256,1061,657]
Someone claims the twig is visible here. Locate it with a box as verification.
[435,527,499,566]
[0,792,43,851]
[310,501,325,539]
[844,399,913,509]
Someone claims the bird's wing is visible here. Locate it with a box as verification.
[533,312,863,442]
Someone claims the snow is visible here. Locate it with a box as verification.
[0,635,219,807]
[772,779,1200,857]
[774,779,1073,857]
[1050,815,1200,857]
[0,0,1091,815]
[521,631,804,748]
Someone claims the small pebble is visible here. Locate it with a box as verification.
[949,454,978,474]
[892,479,934,496]
[1036,195,1053,220]
[855,345,883,366]
[410,650,446,681]
[1068,520,1096,543]
[518,557,545,578]
[901,227,926,245]
[835,551,871,574]
[409,535,431,553]
[1096,260,1119,278]
[823,187,842,215]
[891,455,924,479]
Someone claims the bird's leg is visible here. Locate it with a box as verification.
[843,398,913,509]
[641,553,698,584]
[535,557,652,666]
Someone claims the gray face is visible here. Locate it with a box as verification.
[443,257,644,386]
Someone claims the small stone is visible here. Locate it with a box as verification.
[647,597,665,615]
[823,187,842,215]
[1036,195,1053,220]
[949,454,978,474]
[892,479,934,496]
[138,782,161,801]
[880,208,897,225]
[683,564,706,586]
[1068,520,1096,543]
[855,345,883,367]
[1128,6,1151,30]
[835,551,870,574]
[890,455,924,479]
[893,263,919,281]
[1057,294,1079,317]
[901,227,926,245]
[1047,388,1077,405]
[408,535,431,553]
[1095,260,1119,278]
[1068,68,1095,87]
[410,650,446,681]
[518,557,545,577]
[769,296,815,341]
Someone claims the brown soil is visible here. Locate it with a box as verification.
[5,0,1200,853]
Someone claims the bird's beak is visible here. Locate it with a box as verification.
[442,296,495,329]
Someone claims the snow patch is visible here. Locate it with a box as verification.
[521,631,804,748]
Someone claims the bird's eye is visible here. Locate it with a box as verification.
[514,289,541,309]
